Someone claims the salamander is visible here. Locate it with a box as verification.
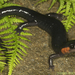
[0,6,75,70]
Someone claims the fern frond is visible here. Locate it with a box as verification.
[65,1,71,15]
[6,42,25,75]
[48,0,57,10]
[56,0,75,31]
[4,46,15,49]
[0,26,30,75]
[72,2,75,13]
[17,49,25,56]
[0,17,8,24]
[8,58,15,75]
[0,23,10,30]
[34,0,47,6]
[8,17,24,24]
[0,48,6,72]
[0,0,9,4]
[0,3,20,8]
[18,41,29,48]
[19,36,31,42]
[21,32,32,36]
[18,45,27,54]
[0,56,6,60]
[2,38,14,42]
[16,53,23,60]
[59,6,66,14]
[0,0,33,75]
[15,57,20,64]
[0,28,13,35]
[57,0,65,13]
[1,34,14,39]
[0,61,6,72]
[62,8,74,31]
[7,42,27,75]
[23,28,29,30]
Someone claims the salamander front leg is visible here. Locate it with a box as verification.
[15,22,38,34]
[49,53,64,70]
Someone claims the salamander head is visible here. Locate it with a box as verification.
[61,40,75,54]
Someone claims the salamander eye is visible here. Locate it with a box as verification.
[69,44,75,49]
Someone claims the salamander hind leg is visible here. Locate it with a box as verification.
[15,22,38,35]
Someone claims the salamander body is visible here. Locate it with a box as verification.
[0,6,75,70]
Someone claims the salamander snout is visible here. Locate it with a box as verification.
[61,40,75,54]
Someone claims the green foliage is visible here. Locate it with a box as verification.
[34,0,48,6]
[0,48,6,72]
[0,0,9,4]
[48,0,56,10]
[57,0,75,31]
[0,0,32,75]
[36,0,75,32]
[1,0,75,75]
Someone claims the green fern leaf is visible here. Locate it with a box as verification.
[0,0,7,4]
[23,28,29,30]
[0,23,10,30]
[19,36,30,42]
[2,38,14,42]
[18,41,29,48]
[0,3,20,8]
[18,45,27,54]
[4,46,15,49]
[66,1,71,15]
[63,8,73,31]
[6,50,15,54]
[48,0,56,10]
[0,56,6,60]
[0,47,6,72]
[0,61,6,72]
[15,57,20,64]
[9,17,24,24]
[57,0,65,13]
[8,61,15,75]
[72,15,75,19]
[70,16,75,24]
[0,17,10,24]
[0,28,13,35]
[5,42,18,45]
[0,1,31,75]
[11,25,17,30]
[8,48,25,75]
[21,32,32,36]
[59,6,66,13]
[16,53,23,60]
[34,0,47,6]
[17,49,25,56]
[2,34,14,39]
[72,2,75,13]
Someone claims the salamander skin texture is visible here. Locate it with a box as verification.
[0,6,75,70]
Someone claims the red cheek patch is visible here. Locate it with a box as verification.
[61,47,70,54]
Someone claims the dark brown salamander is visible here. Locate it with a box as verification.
[0,6,75,70]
